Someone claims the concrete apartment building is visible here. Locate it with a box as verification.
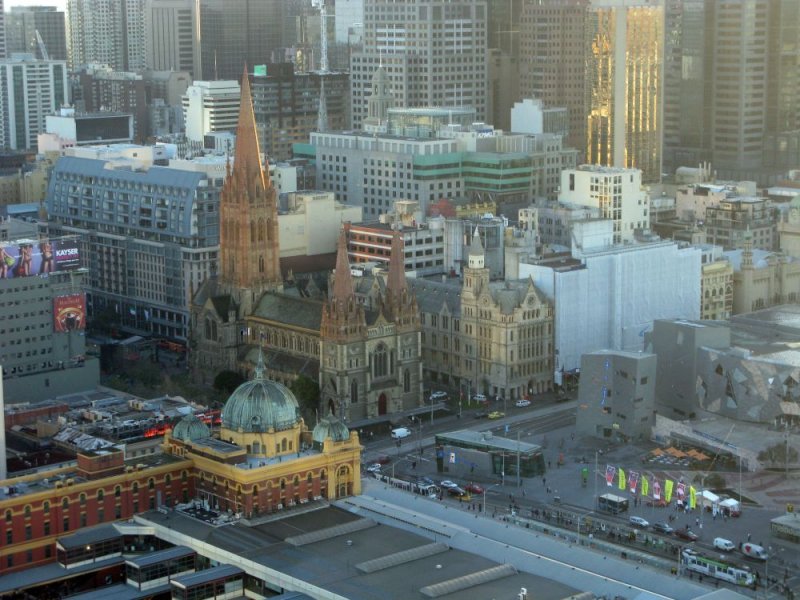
[144,0,199,76]
[44,147,223,342]
[0,244,100,404]
[559,165,650,245]
[0,55,68,151]
[576,349,657,442]
[705,196,776,251]
[67,0,146,71]
[350,0,488,129]
[279,191,362,259]
[182,80,240,148]
[251,65,350,161]
[520,229,702,373]
[664,0,800,182]
[778,195,800,258]
[5,5,67,61]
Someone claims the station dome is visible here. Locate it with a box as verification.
[171,413,210,442]
[312,412,350,445]
[221,352,300,433]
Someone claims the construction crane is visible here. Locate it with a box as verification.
[35,30,50,61]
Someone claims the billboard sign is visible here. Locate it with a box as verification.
[53,293,86,332]
[0,238,81,279]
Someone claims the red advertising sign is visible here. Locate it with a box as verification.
[53,294,86,332]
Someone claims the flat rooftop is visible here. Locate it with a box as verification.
[137,504,579,600]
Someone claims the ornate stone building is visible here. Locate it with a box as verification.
[410,230,554,401]
[318,231,423,422]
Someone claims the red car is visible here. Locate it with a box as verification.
[375,455,391,465]
[675,529,699,542]
[464,483,484,495]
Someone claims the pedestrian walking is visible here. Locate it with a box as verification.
[543,477,546,486]
[695,517,699,526]
[522,489,526,498]
[747,533,752,542]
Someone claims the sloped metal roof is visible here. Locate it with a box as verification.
[355,542,449,574]
[285,518,377,547]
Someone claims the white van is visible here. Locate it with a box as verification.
[391,427,411,440]
[713,537,735,552]
[741,543,768,561]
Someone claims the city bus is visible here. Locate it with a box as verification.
[681,549,754,587]
[597,493,629,514]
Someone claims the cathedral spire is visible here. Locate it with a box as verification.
[332,228,355,301]
[233,65,269,191]
[387,230,408,296]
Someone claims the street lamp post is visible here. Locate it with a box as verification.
[482,483,502,514]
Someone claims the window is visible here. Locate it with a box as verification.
[115,486,121,498]
[350,380,358,404]
[373,343,388,378]
[43,501,49,514]
[148,478,155,490]
[97,490,104,502]
[403,369,411,393]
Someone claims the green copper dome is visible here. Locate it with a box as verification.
[172,413,210,442]
[312,412,350,445]
[221,352,300,433]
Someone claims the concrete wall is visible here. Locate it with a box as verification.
[3,358,100,405]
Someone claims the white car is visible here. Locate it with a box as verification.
[629,516,649,529]
[439,480,458,489]
[472,394,487,403]
[429,391,448,402]
[515,399,531,407]
[713,537,735,552]
[365,463,382,473]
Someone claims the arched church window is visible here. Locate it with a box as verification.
[403,369,411,393]
[373,343,388,378]
[351,380,358,404]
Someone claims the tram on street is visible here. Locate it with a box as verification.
[681,549,755,587]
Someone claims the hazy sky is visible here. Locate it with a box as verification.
[6,0,67,9]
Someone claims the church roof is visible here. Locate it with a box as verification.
[242,346,320,381]
[252,292,323,331]
[408,278,462,316]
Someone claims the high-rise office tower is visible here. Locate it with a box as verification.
[0,0,6,58]
[0,55,69,150]
[5,6,68,61]
[145,0,199,75]
[350,0,488,130]
[196,0,309,81]
[520,0,664,183]
[67,0,146,71]
[664,0,800,180]
[486,0,522,131]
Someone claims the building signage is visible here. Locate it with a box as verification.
[53,293,86,332]
[0,238,81,279]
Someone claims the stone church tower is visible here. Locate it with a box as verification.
[190,66,283,379]
[319,229,422,423]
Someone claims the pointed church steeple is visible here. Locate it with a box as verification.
[387,230,408,296]
[332,228,355,302]
[219,65,281,295]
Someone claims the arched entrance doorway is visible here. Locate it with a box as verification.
[378,393,387,415]
[328,398,336,415]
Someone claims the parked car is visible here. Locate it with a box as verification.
[447,486,468,497]
[429,391,448,402]
[629,516,650,529]
[488,411,505,419]
[713,537,735,552]
[472,393,487,403]
[464,483,484,494]
[515,399,531,407]
[416,476,435,487]
[439,480,458,489]
[365,463,382,473]
[675,529,699,542]
[652,522,674,535]
[473,410,489,419]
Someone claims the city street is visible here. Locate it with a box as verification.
[362,398,800,597]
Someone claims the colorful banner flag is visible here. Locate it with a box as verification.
[605,465,616,487]
[653,479,661,500]
[618,468,626,491]
[665,479,674,503]
[689,486,697,509]
[641,475,649,497]
[677,482,686,499]
[628,471,640,494]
